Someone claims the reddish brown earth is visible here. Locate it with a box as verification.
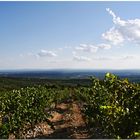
[32,101,90,139]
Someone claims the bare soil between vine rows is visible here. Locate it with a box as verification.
[9,100,105,139]
[34,101,89,139]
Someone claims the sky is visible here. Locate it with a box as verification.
[0,1,140,70]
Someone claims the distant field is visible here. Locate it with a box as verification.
[0,77,92,91]
[0,69,140,91]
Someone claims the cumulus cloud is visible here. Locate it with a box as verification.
[103,8,140,45]
[38,50,57,57]
[106,8,126,26]
[102,27,124,45]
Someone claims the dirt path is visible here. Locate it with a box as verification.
[32,101,90,139]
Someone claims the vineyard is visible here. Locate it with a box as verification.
[0,73,140,139]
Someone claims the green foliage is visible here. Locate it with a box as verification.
[0,73,140,139]
[0,77,91,92]
[77,73,140,138]
[0,85,70,138]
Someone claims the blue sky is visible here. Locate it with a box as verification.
[0,1,140,70]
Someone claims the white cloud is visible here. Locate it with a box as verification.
[76,44,98,53]
[38,50,57,57]
[73,54,91,62]
[102,27,124,45]
[106,8,125,26]
[19,53,37,58]
[97,43,111,49]
[106,8,116,19]
[103,8,140,45]
[75,43,111,53]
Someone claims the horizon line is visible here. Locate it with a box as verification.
[0,68,140,71]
